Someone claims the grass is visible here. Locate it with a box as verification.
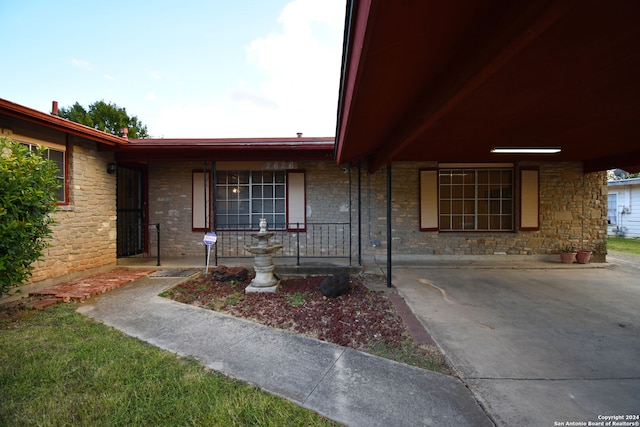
[608,236,640,256]
[366,339,453,375]
[285,292,307,307]
[0,303,338,427]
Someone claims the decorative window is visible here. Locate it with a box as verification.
[215,170,288,230]
[22,142,66,204]
[438,168,513,231]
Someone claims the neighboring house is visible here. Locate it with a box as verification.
[607,178,640,238]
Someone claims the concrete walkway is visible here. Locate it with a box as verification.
[77,275,493,427]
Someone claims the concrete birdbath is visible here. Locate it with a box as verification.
[244,218,283,293]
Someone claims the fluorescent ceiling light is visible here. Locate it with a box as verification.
[491,147,561,154]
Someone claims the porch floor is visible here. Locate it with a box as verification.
[116,255,363,276]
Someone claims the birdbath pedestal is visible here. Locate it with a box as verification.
[244,219,283,293]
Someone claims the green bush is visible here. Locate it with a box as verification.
[0,137,59,297]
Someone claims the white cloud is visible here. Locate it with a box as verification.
[71,58,92,70]
[147,69,162,80]
[104,74,114,81]
[146,91,157,101]
[229,87,278,110]
[148,0,345,139]
[233,0,344,137]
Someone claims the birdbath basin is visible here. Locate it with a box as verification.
[244,219,283,293]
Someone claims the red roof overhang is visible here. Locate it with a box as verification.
[335,0,640,173]
[0,98,126,147]
[112,137,335,162]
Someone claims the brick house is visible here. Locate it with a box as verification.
[1,98,125,285]
[3,2,640,287]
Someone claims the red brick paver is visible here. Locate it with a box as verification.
[29,269,154,302]
[388,292,436,346]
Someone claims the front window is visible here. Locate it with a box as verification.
[608,193,617,225]
[439,168,513,231]
[215,170,286,229]
[22,143,66,203]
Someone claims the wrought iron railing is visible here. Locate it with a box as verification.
[119,222,161,266]
[213,223,352,266]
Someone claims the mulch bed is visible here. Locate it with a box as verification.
[166,270,408,350]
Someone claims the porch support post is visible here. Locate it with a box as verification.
[203,161,207,265]
[348,162,352,266]
[212,161,218,265]
[357,160,362,266]
[386,163,392,288]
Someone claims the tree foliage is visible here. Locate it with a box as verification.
[58,100,149,139]
[0,138,60,296]
[607,169,640,180]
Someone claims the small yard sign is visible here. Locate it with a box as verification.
[203,232,217,245]
[203,232,217,275]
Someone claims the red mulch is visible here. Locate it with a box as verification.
[167,273,409,350]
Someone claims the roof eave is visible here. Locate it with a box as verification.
[0,98,127,147]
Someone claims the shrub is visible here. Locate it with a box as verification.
[0,138,59,296]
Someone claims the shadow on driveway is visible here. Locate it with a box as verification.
[391,255,640,427]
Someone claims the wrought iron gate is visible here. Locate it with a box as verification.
[116,166,146,257]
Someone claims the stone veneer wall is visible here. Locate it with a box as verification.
[352,161,607,261]
[146,160,607,261]
[29,138,117,283]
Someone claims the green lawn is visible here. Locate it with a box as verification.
[0,303,337,427]
[608,236,640,256]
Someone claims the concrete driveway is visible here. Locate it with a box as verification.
[391,255,640,427]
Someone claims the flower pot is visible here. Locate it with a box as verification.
[576,250,592,264]
[560,252,577,264]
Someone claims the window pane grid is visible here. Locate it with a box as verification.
[22,143,65,203]
[439,169,513,231]
[216,170,286,230]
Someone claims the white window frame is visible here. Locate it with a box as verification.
[608,192,618,225]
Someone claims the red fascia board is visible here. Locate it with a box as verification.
[335,0,373,165]
[113,137,335,161]
[127,137,334,144]
[0,98,126,146]
[114,147,335,162]
[120,138,334,151]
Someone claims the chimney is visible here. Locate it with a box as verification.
[297,132,303,138]
[120,128,129,138]
[51,101,58,116]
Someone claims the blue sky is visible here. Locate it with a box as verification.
[0,0,346,138]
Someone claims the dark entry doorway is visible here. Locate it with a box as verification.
[116,165,146,257]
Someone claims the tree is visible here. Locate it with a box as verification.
[608,169,640,180]
[58,100,149,139]
[0,138,60,297]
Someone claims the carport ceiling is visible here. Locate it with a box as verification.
[335,0,640,173]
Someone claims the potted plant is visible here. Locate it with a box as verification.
[560,245,577,264]
[576,249,593,264]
